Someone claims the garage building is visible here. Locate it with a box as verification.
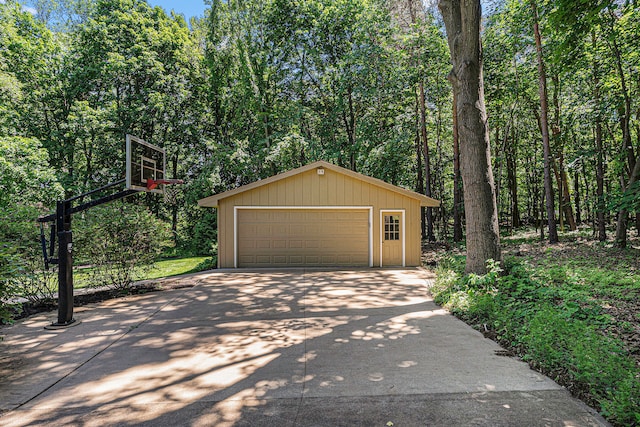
[198,161,440,268]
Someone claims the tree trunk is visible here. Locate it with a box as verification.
[506,126,520,228]
[171,153,179,243]
[581,161,591,227]
[615,158,640,247]
[574,169,581,225]
[415,99,426,239]
[494,126,502,211]
[348,90,357,172]
[592,32,606,241]
[553,153,577,231]
[551,72,577,232]
[540,188,545,241]
[607,10,634,247]
[439,0,501,274]
[436,105,447,239]
[531,1,558,243]
[596,118,606,240]
[419,81,435,242]
[452,90,463,242]
[561,166,576,229]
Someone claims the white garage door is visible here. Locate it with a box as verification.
[237,209,370,267]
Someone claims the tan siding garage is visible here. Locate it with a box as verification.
[198,161,440,268]
[237,208,370,267]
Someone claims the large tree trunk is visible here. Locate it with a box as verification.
[439,0,501,274]
[452,90,463,242]
[531,1,558,243]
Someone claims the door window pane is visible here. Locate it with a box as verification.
[384,215,400,241]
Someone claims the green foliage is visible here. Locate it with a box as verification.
[609,180,640,212]
[194,255,217,272]
[178,209,217,256]
[431,256,640,425]
[0,245,20,323]
[265,131,310,171]
[0,137,63,316]
[602,375,640,426]
[0,137,64,208]
[73,201,171,291]
[0,204,60,310]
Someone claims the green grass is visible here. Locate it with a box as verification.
[141,256,211,280]
[73,256,212,289]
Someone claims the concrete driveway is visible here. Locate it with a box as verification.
[0,269,607,426]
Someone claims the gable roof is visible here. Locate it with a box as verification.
[198,160,440,208]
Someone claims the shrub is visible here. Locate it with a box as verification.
[0,245,20,324]
[74,201,171,291]
[1,205,59,314]
[194,254,217,272]
[0,137,63,319]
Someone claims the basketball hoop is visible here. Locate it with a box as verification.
[145,178,184,205]
[146,178,184,191]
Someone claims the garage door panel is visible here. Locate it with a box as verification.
[238,240,256,249]
[337,255,351,263]
[256,227,272,237]
[239,255,256,264]
[305,255,320,264]
[305,240,320,249]
[272,240,287,249]
[256,240,271,249]
[237,209,369,267]
[290,225,305,235]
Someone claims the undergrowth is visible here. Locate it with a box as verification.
[430,256,640,426]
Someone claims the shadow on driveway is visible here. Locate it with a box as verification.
[0,269,608,426]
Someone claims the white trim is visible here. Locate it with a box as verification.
[233,206,373,268]
[369,208,373,267]
[379,209,406,267]
[234,207,238,268]
[235,206,373,210]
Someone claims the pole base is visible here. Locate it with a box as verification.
[45,319,81,330]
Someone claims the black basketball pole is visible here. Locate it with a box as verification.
[55,199,75,326]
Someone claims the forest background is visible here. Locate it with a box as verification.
[2,0,639,260]
[1,0,640,422]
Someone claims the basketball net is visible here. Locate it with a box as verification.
[146,178,184,205]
